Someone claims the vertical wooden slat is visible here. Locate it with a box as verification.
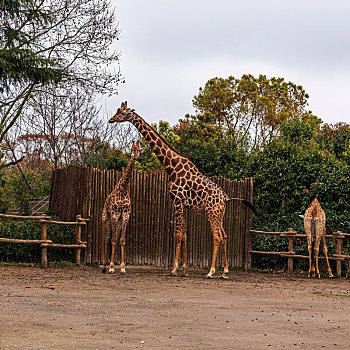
[135,170,140,265]
[158,172,164,266]
[155,172,161,266]
[128,170,136,265]
[133,171,139,265]
[148,172,153,265]
[140,171,146,265]
[160,172,168,267]
[144,172,150,265]
[93,168,98,264]
[150,172,155,265]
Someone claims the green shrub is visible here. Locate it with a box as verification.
[0,218,76,263]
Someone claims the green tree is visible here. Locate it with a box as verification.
[137,121,180,171]
[77,140,128,171]
[173,113,248,178]
[315,122,350,160]
[193,74,314,149]
[245,118,350,233]
[0,0,64,91]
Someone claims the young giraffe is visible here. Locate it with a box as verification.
[109,101,257,279]
[303,197,334,278]
[101,141,141,274]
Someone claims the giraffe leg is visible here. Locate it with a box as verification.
[119,207,130,275]
[220,228,229,279]
[109,212,122,274]
[171,203,186,277]
[206,236,220,279]
[304,218,314,278]
[181,234,189,277]
[206,204,226,279]
[314,226,322,279]
[321,227,334,278]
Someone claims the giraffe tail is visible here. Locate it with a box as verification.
[226,198,259,217]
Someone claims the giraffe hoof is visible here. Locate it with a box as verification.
[120,270,126,275]
[170,272,177,277]
[102,268,107,273]
[220,273,228,280]
[205,274,214,279]
[108,270,115,274]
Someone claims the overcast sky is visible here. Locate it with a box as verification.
[105,0,350,126]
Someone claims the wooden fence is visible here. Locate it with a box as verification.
[50,166,254,268]
[0,214,88,267]
[249,229,350,277]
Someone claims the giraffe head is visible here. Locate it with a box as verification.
[131,141,141,159]
[109,101,136,123]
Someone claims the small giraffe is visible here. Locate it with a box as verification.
[109,102,257,279]
[303,197,333,278]
[101,141,141,274]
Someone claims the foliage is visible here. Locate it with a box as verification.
[173,113,249,178]
[246,131,350,232]
[0,0,64,91]
[78,140,129,171]
[193,74,314,149]
[1,162,51,214]
[245,117,350,270]
[137,121,179,171]
[315,122,350,160]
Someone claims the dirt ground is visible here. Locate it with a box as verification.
[0,265,350,350]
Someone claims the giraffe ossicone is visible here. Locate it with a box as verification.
[109,101,257,278]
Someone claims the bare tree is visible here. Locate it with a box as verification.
[9,86,138,169]
[1,0,122,161]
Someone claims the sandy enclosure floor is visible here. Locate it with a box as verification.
[0,265,350,350]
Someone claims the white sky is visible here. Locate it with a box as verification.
[105,0,350,126]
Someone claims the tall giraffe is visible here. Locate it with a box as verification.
[303,197,333,278]
[101,141,141,274]
[109,102,257,279]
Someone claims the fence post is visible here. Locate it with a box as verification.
[333,231,343,278]
[76,215,82,266]
[287,228,296,273]
[40,221,48,268]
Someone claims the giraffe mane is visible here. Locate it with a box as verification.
[134,111,198,168]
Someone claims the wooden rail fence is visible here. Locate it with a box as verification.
[249,229,350,277]
[50,166,254,268]
[0,214,88,267]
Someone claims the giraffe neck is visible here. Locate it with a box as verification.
[131,113,197,177]
[117,155,136,193]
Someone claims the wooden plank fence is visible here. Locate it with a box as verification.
[50,165,254,268]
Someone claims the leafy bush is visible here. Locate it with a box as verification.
[1,166,51,215]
